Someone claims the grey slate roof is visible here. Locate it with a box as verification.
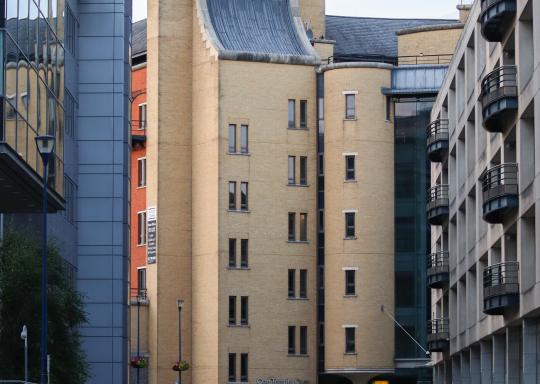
[326,16,460,60]
[132,19,147,56]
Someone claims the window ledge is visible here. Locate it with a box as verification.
[287,240,309,244]
[344,352,358,356]
[343,294,357,298]
[227,267,251,271]
[227,324,251,328]
[343,118,357,122]
[287,297,309,301]
[288,127,310,131]
[344,237,357,241]
[228,152,251,156]
[228,209,251,214]
[344,180,357,183]
[287,183,310,188]
[287,354,309,358]
[136,185,147,189]
[137,243,147,247]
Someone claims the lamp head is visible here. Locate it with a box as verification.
[20,325,27,340]
[35,135,55,159]
[176,299,184,309]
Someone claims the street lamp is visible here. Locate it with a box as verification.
[35,135,55,384]
[21,325,28,384]
[176,299,184,384]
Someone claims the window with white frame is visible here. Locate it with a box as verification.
[137,211,147,245]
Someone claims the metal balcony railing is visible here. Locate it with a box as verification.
[481,66,518,107]
[427,185,449,210]
[480,163,518,203]
[427,119,449,145]
[131,287,148,302]
[427,252,449,272]
[427,318,449,339]
[327,54,453,66]
[483,262,519,299]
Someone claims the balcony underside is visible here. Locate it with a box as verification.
[428,270,449,289]
[482,195,518,224]
[480,0,516,42]
[427,139,449,163]
[484,293,519,315]
[427,337,449,353]
[0,144,64,213]
[428,205,449,226]
[482,97,518,132]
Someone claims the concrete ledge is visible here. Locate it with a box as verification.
[319,62,394,73]
[397,23,464,36]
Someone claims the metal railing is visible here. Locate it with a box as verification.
[426,119,449,144]
[480,163,518,203]
[427,252,449,272]
[427,184,449,210]
[131,287,148,301]
[427,318,449,339]
[481,65,518,107]
[327,54,453,66]
[483,261,519,298]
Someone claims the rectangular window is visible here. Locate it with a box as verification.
[137,211,147,245]
[288,99,296,128]
[65,4,79,57]
[345,155,355,181]
[240,182,248,211]
[228,353,236,382]
[288,213,296,241]
[138,103,147,129]
[299,156,307,185]
[63,175,77,224]
[288,269,296,298]
[138,158,147,187]
[229,238,236,268]
[345,212,355,239]
[300,326,308,355]
[229,296,236,325]
[240,125,249,154]
[385,97,392,121]
[137,268,147,292]
[318,209,324,233]
[229,182,237,210]
[240,296,248,325]
[345,327,356,353]
[318,153,324,176]
[288,326,296,354]
[300,100,307,128]
[345,270,356,295]
[228,124,237,153]
[299,269,307,299]
[240,239,249,268]
[240,353,248,382]
[288,156,296,184]
[345,94,356,119]
[64,89,77,139]
[300,213,308,242]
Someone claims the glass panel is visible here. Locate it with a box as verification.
[229,181,236,210]
[240,353,248,382]
[345,328,355,353]
[288,269,295,298]
[346,94,356,119]
[300,156,307,185]
[228,354,236,382]
[288,326,296,354]
[288,156,295,184]
[346,270,356,295]
[346,155,355,180]
[228,124,236,153]
[240,296,248,325]
[240,182,248,210]
[345,212,355,238]
[240,239,248,267]
[300,100,307,128]
[299,269,307,298]
[288,99,295,128]
[300,326,307,355]
[288,212,295,241]
[240,124,248,153]
[299,213,307,241]
[229,238,236,267]
[228,296,236,324]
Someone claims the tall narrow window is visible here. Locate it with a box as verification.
[288,213,296,241]
[345,155,355,181]
[300,156,307,185]
[240,239,249,268]
[345,270,356,295]
[288,156,296,185]
[288,99,296,128]
[138,158,147,187]
[300,100,307,128]
[385,96,392,121]
[240,182,248,211]
[138,103,147,129]
[229,182,237,210]
[228,124,237,153]
[229,238,237,268]
[288,269,296,298]
[137,268,146,293]
[240,296,249,325]
[300,326,308,355]
[228,353,236,382]
[300,213,308,242]
[137,211,147,245]
[240,125,249,153]
[299,269,307,298]
[345,212,355,239]
[345,94,356,119]
[288,326,296,354]
[345,327,356,353]
[229,296,237,325]
[318,153,324,176]
[240,353,248,382]
[318,209,324,233]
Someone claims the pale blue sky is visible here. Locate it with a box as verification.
[132,0,465,22]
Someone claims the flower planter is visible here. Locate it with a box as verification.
[131,357,148,369]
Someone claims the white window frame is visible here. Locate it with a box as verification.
[138,103,147,130]
[137,210,147,246]
[137,157,147,188]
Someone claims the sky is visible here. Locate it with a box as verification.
[132,0,464,23]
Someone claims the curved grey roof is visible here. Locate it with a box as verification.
[132,19,147,57]
[199,0,319,65]
[326,16,460,60]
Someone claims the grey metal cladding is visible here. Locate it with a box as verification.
[205,0,318,64]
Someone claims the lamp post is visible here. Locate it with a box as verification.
[35,135,55,384]
[21,325,28,384]
[176,299,184,384]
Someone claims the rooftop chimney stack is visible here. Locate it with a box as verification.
[457,2,473,23]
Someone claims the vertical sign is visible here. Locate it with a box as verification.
[147,206,157,264]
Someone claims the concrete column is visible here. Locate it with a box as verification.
[493,334,506,384]
[480,339,493,384]
[453,355,463,384]
[522,319,538,384]
[506,327,522,384]
[462,351,471,384]
[471,346,481,384]
[445,358,453,384]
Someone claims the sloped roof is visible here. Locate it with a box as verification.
[326,16,460,60]
[132,19,147,57]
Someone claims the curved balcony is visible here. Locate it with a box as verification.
[481,66,518,133]
[479,0,517,42]
[480,164,518,224]
[427,252,449,289]
[427,185,449,226]
[427,318,449,352]
[427,119,449,163]
[483,262,519,315]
